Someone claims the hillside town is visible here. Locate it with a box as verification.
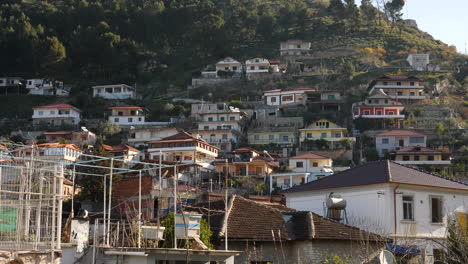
[1,0,468,263]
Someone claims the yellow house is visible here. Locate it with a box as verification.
[393,146,451,167]
[299,119,355,149]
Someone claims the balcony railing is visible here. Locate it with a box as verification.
[395,160,451,165]
[353,114,405,119]
[373,85,425,89]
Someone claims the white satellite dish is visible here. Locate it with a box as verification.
[379,250,396,264]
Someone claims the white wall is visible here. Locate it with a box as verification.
[375,135,427,157]
[33,108,81,124]
[109,115,146,126]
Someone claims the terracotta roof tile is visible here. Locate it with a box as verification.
[375,130,425,137]
[283,160,468,193]
[290,153,330,160]
[38,143,83,152]
[108,105,143,110]
[33,103,77,109]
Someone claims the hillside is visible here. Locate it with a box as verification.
[0,0,466,96]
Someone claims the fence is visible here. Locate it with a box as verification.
[0,147,64,253]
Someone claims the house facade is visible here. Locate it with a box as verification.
[32,104,81,126]
[407,54,430,71]
[393,146,451,168]
[306,90,343,111]
[37,143,83,164]
[102,144,141,163]
[283,160,468,264]
[375,130,427,157]
[147,131,218,163]
[191,103,245,152]
[108,106,146,126]
[0,77,22,87]
[299,119,355,149]
[214,148,278,178]
[263,88,314,106]
[92,84,136,99]
[215,57,242,75]
[127,127,178,148]
[280,40,311,56]
[352,90,405,129]
[25,79,68,96]
[44,131,97,146]
[368,75,426,103]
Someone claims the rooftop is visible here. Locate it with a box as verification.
[290,153,330,160]
[38,143,83,152]
[33,103,78,109]
[283,160,468,193]
[375,130,425,137]
[396,146,442,153]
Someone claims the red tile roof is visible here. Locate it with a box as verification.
[375,130,425,137]
[33,104,77,109]
[108,105,143,110]
[38,143,83,152]
[376,75,421,81]
[283,160,468,193]
[102,144,140,153]
[290,153,330,160]
[190,196,385,242]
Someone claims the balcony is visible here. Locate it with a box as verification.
[395,160,451,166]
[353,114,405,119]
[386,95,427,100]
[300,136,356,142]
[373,85,424,89]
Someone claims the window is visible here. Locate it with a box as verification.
[296,44,301,48]
[296,161,303,168]
[50,110,55,114]
[312,162,318,167]
[335,133,341,138]
[397,92,403,96]
[118,111,123,116]
[38,111,43,116]
[254,135,260,141]
[410,92,415,96]
[307,133,312,138]
[271,97,277,103]
[208,117,213,121]
[282,136,289,142]
[230,116,235,120]
[220,117,225,121]
[65,111,70,114]
[414,155,420,161]
[284,178,291,186]
[409,137,425,144]
[250,66,255,70]
[321,133,327,138]
[114,87,121,93]
[128,118,133,122]
[384,99,388,104]
[403,155,410,161]
[105,87,113,93]
[363,110,370,115]
[376,110,383,115]
[232,66,237,71]
[225,67,229,70]
[382,138,389,144]
[410,82,415,86]
[428,155,434,161]
[328,95,335,100]
[204,126,209,130]
[221,145,226,150]
[431,196,443,223]
[402,196,414,221]
[222,134,228,139]
[383,82,388,85]
[388,111,395,115]
[283,95,293,101]
[397,82,402,86]
[269,135,274,140]
[138,117,142,121]
[114,118,119,122]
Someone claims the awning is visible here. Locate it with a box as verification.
[386,243,421,255]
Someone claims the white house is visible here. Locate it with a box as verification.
[37,143,83,164]
[102,144,141,163]
[263,88,315,106]
[215,57,242,74]
[283,160,468,264]
[279,40,311,56]
[108,106,146,126]
[375,130,427,157]
[25,79,68,96]
[92,84,136,99]
[407,54,430,71]
[0,77,22,87]
[127,127,178,148]
[192,103,244,152]
[245,58,270,73]
[32,104,81,126]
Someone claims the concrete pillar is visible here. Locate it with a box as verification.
[246,164,249,176]
[290,175,293,188]
[269,174,273,193]
[223,256,235,264]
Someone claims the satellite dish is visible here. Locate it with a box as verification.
[379,250,396,264]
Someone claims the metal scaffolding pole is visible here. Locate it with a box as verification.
[138,170,142,249]
[106,158,114,246]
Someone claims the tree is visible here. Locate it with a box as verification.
[161,213,213,249]
[340,60,356,81]
[436,123,445,146]
[384,0,405,29]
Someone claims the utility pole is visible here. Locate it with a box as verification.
[224,158,228,251]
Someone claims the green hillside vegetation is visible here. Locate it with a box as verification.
[0,0,465,96]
